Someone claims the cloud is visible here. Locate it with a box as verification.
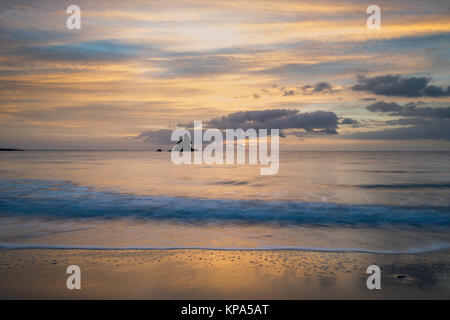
[148,55,251,78]
[0,25,70,48]
[14,40,146,62]
[137,109,341,144]
[352,74,449,97]
[344,120,450,141]
[203,109,298,128]
[366,101,450,119]
[340,118,359,125]
[2,0,450,150]
[200,109,339,136]
[424,85,450,97]
[305,82,333,93]
[283,89,296,96]
[256,60,372,79]
[366,101,403,113]
[1,102,177,129]
[346,100,450,141]
[394,105,450,119]
[276,82,334,97]
[385,117,433,126]
[135,129,177,145]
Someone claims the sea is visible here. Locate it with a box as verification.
[0,151,449,253]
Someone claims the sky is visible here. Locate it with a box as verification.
[0,0,449,150]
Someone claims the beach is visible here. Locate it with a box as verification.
[1,249,449,299]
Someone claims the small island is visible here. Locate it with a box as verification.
[0,148,24,151]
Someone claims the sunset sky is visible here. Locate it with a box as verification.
[0,0,449,150]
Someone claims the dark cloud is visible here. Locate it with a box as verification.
[347,100,450,141]
[277,82,334,97]
[310,82,332,92]
[292,128,338,137]
[344,120,450,141]
[300,82,334,95]
[203,109,298,128]
[424,85,450,97]
[200,109,339,136]
[394,105,450,119]
[137,109,341,144]
[352,74,449,97]
[283,89,296,96]
[385,117,432,126]
[367,101,450,119]
[340,118,359,125]
[366,101,403,113]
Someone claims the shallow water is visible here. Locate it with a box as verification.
[0,151,449,252]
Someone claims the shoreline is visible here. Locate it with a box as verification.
[1,248,449,299]
[1,245,449,255]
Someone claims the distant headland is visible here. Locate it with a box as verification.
[0,148,25,151]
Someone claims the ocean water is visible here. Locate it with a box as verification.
[0,151,449,253]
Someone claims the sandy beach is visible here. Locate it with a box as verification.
[1,249,449,299]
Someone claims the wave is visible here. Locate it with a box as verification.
[357,183,450,189]
[1,179,450,226]
[347,170,438,174]
[1,243,449,254]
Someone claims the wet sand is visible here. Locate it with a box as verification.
[0,249,449,299]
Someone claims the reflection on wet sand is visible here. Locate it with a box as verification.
[1,249,449,299]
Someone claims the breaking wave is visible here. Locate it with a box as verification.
[1,179,449,226]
